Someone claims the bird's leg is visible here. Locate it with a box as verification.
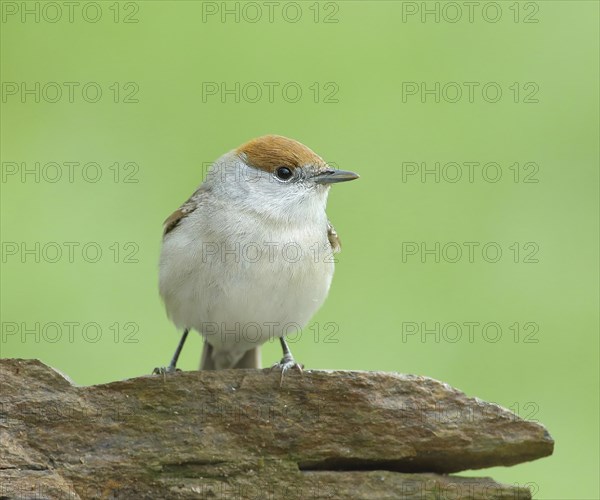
[272,336,304,386]
[152,329,190,376]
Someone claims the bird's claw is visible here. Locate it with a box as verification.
[152,365,180,381]
[271,355,304,387]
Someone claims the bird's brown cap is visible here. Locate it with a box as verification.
[236,135,327,173]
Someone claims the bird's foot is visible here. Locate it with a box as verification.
[152,365,180,381]
[271,354,304,387]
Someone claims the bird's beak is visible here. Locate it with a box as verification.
[313,169,360,184]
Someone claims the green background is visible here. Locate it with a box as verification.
[1,1,598,498]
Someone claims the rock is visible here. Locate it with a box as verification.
[0,359,553,499]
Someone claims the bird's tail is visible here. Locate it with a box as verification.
[200,341,261,369]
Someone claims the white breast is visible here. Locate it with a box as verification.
[159,193,334,360]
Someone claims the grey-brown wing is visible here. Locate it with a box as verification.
[163,185,208,237]
[327,220,341,253]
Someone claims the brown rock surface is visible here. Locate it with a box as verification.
[0,359,553,499]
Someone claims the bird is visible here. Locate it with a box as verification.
[155,135,358,380]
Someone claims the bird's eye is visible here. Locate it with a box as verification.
[275,167,293,181]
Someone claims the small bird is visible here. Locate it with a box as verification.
[155,135,358,379]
